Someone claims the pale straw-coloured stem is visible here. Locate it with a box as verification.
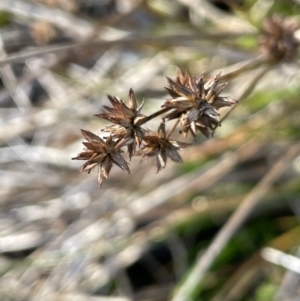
[171,142,300,301]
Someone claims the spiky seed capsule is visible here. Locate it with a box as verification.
[72,130,129,187]
[135,123,189,173]
[259,15,299,62]
[95,89,146,159]
[163,68,237,138]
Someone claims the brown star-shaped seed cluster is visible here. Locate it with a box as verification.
[260,15,299,62]
[136,122,189,173]
[72,130,130,187]
[163,68,237,138]
[95,89,146,159]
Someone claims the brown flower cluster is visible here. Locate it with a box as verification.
[72,69,236,187]
[163,69,237,138]
[260,15,299,62]
[136,122,189,173]
[95,89,146,160]
[72,130,130,187]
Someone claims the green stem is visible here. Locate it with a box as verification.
[220,56,268,81]
[213,64,271,133]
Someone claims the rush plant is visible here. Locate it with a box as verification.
[72,68,237,187]
[72,14,300,187]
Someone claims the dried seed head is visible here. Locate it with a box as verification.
[95,89,147,159]
[135,123,189,173]
[260,15,299,62]
[163,68,237,138]
[72,130,130,187]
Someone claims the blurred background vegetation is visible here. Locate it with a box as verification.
[0,0,300,300]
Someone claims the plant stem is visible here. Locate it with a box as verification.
[167,119,180,139]
[220,56,267,81]
[213,64,271,134]
[141,107,171,124]
[171,142,300,301]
